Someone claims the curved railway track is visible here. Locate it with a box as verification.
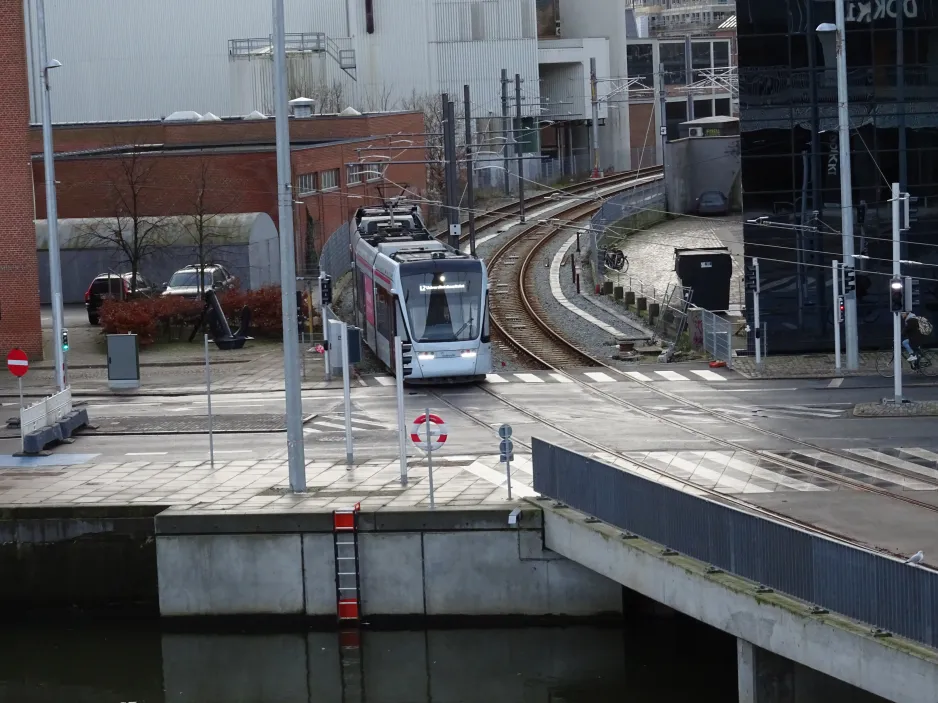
[484,167,663,368]
[427,166,938,546]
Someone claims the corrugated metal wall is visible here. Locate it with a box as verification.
[540,63,585,119]
[25,0,539,123]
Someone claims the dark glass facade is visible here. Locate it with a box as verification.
[738,0,938,351]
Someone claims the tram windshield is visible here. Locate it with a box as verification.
[400,269,484,343]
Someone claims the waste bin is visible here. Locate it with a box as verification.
[107,334,140,390]
[674,247,732,311]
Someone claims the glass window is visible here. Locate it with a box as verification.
[692,41,711,81]
[169,271,211,287]
[660,43,686,85]
[713,41,730,68]
[694,98,713,118]
[400,269,484,343]
[297,172,317,194]
[626,43,655,85]
[321,169,339,190]
[213,269,225,284]
[715,98,731,116]
[347,164,363,184]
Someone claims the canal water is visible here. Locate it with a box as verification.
[0,617,736,702]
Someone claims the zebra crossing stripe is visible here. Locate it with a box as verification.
[624,371,652,382]
[690,369,725,381]
[514,373,544,383]
[374,376,395,386]
[655,370,689,381]
[485,374,509,383]
[548,373,572,383]
[585,371,617,383]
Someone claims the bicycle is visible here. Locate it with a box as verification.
[600,248,629,274]
[876,347,938,378]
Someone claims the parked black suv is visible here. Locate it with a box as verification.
[161,265,238,299]
[84,272,157,324]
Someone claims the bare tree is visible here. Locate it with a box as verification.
[77,145,171,293]
[181,159,239,297]
[283,73,347,114]
[362,83,395,112]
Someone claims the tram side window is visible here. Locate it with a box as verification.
[357,271,366,315]
[376,286,391,337]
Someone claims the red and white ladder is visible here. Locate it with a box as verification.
[333,503,364,701]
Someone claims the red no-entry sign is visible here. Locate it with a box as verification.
[7,349,28,377]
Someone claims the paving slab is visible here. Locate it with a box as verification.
[77,413,314,435]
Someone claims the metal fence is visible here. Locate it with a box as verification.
[532,439,938,650]
[701,309,734,368]
[318,219,353,280]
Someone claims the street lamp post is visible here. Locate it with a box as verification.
[818,11,859,370]
[36,0,66,391]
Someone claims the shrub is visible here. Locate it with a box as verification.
[99,286,301,345]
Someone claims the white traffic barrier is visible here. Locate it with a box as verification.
[21,387,72,435]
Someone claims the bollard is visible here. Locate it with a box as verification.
[603,281,613,295]
[637,297,647,312]
[572,260,576,283]
[577,274,581,294]
[625,291,635,305]
[613,285,623,301]
[649,302,660,318]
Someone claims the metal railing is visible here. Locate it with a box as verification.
[532,439,938,650]
[701,308,733,368]
[21,388,72,435]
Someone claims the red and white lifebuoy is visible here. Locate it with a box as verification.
[410,413,448,452]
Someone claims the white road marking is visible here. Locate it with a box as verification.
[514,373,544,383]
[584,371,617,383]
[827,377,844,388]
[463,460,537,497]
[374,376,395,386]
[623,371,652,382]
[213,450,254,454]
[303,427,322,434]
[315,421,350,430]
[655,370,689,382]
[690,369,726,381]
[548,373,573,383]
[485,374,508,383]
[125,452,168,456]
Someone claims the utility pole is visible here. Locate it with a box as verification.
[753,258,761,367]
[37,0,66,392]
[891,183,903,404]
[515,73,525,224]
[832,260,842,372]
[834,0,859,369]
[442,93,458,249]
[272,0,306,492]
[589,57,602,179]
[464,84,477,257]
[657,62,667,177]
[501,69,511,197]
[684,35,695,122]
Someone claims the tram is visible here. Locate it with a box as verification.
[350,203,492,382]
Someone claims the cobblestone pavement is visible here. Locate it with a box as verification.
[854,400,938,417]
[0,453,532,511]
[732,352,888,379]
[611,214,744,314]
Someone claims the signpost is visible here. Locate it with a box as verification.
[498,424,513,499]
[204,335,215,470]
[7,349,28,452]
[411,411,447,509]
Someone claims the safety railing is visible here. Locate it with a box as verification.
[21,388,72,435]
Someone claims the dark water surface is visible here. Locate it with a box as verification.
[0,618,737,702]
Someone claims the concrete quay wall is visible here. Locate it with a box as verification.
[543,503,938,703]
[154,507,622,619]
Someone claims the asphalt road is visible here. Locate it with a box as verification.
[5,373,938,462]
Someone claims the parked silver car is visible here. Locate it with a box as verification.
[162,265,238,299]
[695,190,729,216]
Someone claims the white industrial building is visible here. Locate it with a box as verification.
[23,0,734,176]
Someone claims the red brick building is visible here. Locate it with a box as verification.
[0,0,42,357]
[31,112,428,271]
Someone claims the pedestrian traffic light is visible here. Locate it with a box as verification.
[890,277,904,312]
[842,266,856,294]
[857,200,867,225]
[745,266,757,292]
[837,296,845,323]
[400,340,413,377]
[320,275,333,306]
[62,329,69,352]
[902,195,919,230]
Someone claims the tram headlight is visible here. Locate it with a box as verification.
[418,352,435,361]
[461,350,477,358]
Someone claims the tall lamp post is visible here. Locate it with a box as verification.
[817,13,859,370]
[36,0,66,390]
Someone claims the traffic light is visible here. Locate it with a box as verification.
[904,276,919,311]
[400,340,413,377]
[837,296,845,323]
[890,277,905,312]
[856,200,867,225]
[745,266,757,292]
[842,266,856,294]
[320,275,333,306]
[903,195,919,230]
[62,329,69,352]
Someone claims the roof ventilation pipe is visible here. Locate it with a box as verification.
[289,97,316,118]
